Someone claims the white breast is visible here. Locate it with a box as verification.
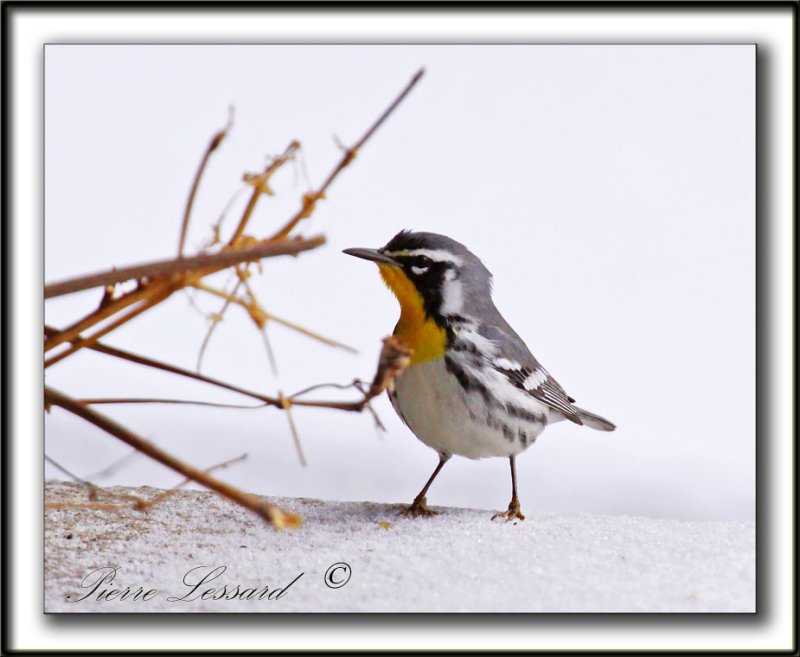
[391,357,548,459]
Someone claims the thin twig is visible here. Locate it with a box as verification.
[289,380,365,399]
[206,184,250,249]
[264,309,358,354]
[45,454,92,486]
[228,141,300,247]
[269,68,425,241]
[196,278,242,373]
[353,380,387,432]
[192,281,357,354]
[182,288,208,317]
[290,380,386,432]
[279,392,307,467]
[83,449,141,481]
[45,454,99,499]
[45,454,147,507]
[239,276,279,375]
[45,502,131,513]
[179,107,234,257]
[259,323,279,377]
[77,398,268,410]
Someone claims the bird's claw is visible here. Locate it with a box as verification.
[400,496,438,517]
[492,500,526,522]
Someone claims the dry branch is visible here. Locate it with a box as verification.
[138,453,249,511]
[45,289,172,368]
[269,68,425,241]
[44,325,407,417]
[45,387,300,529]
[46,454,249,514]
[44,236,325,300]
[76,398,267,410]
[44,68,426,528]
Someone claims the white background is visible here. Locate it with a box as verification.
[45,44,755,521]
[11,6,793,651]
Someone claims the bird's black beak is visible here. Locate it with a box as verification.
[342,247,399,266]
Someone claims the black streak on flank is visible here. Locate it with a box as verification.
[449,337,477,354]
[501,424,515,442]
[444,356,471,392]
[444,316,475,349]
[505,404,544,424]
[445,356,490,402]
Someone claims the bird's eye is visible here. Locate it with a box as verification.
[408,255,432,276]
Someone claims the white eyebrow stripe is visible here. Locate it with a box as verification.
[384,248,463,266]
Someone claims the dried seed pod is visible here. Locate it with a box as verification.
[368,335,412,397]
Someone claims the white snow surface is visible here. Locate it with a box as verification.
[45,481,755,613]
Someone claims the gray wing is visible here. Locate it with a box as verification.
[478,318,584,426]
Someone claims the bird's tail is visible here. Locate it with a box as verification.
[574,407,616,432]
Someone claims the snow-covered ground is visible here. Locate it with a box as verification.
[45,481,754,613]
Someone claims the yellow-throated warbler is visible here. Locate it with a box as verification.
[344,231,615,521]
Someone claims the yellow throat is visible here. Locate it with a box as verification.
[378,264,447,365]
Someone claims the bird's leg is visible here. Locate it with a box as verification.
[402,453,450,517]
[492,455,526,522]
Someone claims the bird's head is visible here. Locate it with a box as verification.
[344,230,493,326]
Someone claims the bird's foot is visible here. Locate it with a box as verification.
[492,499,526,523]
[400,496,438,517]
